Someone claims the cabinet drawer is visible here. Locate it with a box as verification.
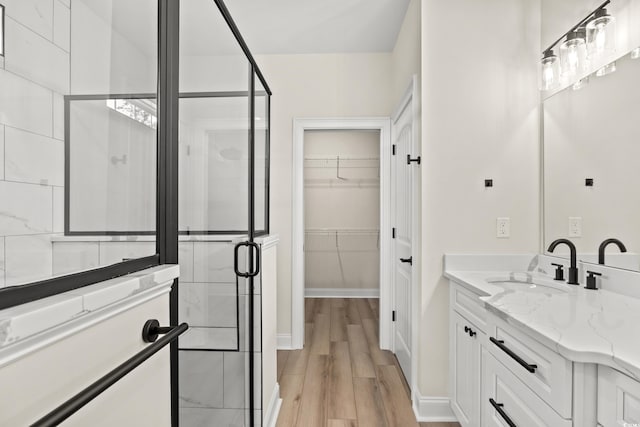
[451,281,486,332]
[598,365,640,426]
[482,349,571,427]
[487,315,572,418]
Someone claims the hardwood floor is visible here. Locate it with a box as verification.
[276,298,461,427]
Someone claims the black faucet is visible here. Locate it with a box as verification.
[547,239,579,285]
[598,238,627,265]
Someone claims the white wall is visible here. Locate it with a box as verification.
[255,53,391,335]
[304,130,380,291]
[420,0,541,397]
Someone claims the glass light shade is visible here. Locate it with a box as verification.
[541,51,560,91]
[586,9,616,60]
[595,61,616,76]
[560,31,588,81]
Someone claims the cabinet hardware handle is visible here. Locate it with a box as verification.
[469,329,476,337]
[400,257,413,265]
[464,326,469,333]
[489,398,517,427]
[490,337,537,373]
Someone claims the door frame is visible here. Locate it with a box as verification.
[391,76,420,398]
[291,117,392,350]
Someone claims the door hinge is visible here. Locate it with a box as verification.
[392,310,396,322]
[392,144,396,155]
[392,227,396,239]
[407,154,421,165]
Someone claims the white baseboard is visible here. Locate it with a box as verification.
[264,383,282,427]
[277,333,293,350]
[412,393,458,422]
[305,288,380,298]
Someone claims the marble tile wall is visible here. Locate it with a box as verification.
[0,0,70,288]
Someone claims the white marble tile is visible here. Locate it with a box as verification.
[179,242,194,282]
[0,237,5,288]
[1,0,54,41]
[52,242,99,276]
[179,351,224,408]
[238,295,261,352]
[0,293,83,347]
[5,18,69,94]
[178,327,237,351]
[223,352,247,409]
[53,1,70,52]
[5,234,53,286]
[5,127,64,186]
[0,70,53,137]
[52,93,65,141]
[179,408,246,427]
[98,241,156,267]
[179,283,237,328]
[0,125,4,179]
[193,242,237,283]
[53,187,64,233]
[0,181,53,236]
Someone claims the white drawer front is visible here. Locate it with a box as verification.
[451,282,486,333]
[487,315,572,418]
[482,349,572,427]
[598,366,640,426]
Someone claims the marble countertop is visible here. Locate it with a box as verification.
[0,265,179,368]
[445,268,640,381]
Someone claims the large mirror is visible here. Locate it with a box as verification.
[544,49,640,271]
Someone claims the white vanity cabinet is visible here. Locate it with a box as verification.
[598,366,640,426]
[449,282,486,426]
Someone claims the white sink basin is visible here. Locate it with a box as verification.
[487,274,570,294]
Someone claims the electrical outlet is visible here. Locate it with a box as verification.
[569,217,582,237]
[497,217,510,238]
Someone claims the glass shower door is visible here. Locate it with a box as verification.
[176,0,259,425]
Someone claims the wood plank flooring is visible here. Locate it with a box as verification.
[276,298,461,427]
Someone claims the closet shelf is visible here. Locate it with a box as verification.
[304,157,379,169]
[304,178,380,188]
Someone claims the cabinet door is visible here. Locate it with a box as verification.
[598,366,640,426]
[451,311,481,426]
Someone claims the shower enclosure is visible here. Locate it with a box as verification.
[0,0,270,425]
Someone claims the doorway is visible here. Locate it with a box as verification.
[303,130,380,299]
[291,118,392,352]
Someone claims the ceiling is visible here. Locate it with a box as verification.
[223,0,411,54]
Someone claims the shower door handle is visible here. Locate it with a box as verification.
[234,241,261,278]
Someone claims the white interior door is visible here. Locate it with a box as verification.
[392,95,415,383]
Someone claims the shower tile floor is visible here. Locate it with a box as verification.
[276,298,461,427]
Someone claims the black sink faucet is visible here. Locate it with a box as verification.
[547,239,579,285]
[598,238,627,265]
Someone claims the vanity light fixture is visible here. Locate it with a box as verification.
[541,50,560,90]
[0,4,5,57]
[586,7,616,60]
[595,61,616,76]
[572,77,589,91]
[560,29,588,81]
[540,0,613,90]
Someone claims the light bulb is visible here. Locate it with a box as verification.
[541,50,560,91]
[560,30,587,82]
[586,8,616,61]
